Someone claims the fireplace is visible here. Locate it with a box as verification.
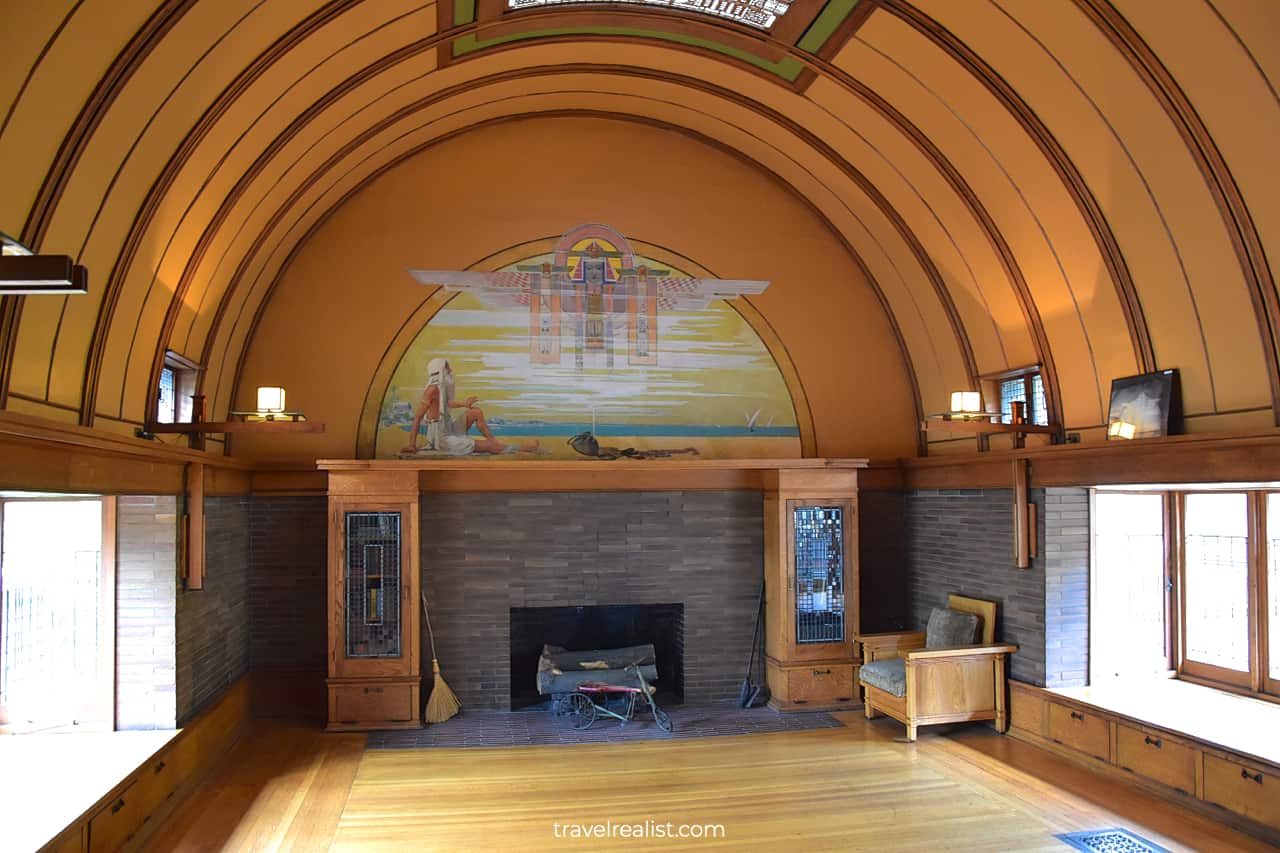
[510,604,685,710]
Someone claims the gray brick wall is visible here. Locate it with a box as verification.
[421,491,763,709]
[248,495,327,671]
[859,489,910,632]
[1044,487,1089,687]
[905,488,1047,685]
[115,496,178,730]
[176,496,250,724]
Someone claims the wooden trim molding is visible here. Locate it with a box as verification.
[82,0,367,428]
[215,107,928,451]
[904,429,1280,490]
[1075,0,1280,426]
[881,0,1156,393]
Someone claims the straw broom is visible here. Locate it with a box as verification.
[422,592,461,723]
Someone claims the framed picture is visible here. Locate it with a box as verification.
[1106,369,1181,440]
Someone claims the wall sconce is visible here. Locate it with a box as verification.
[256,386,286,415]
[950,390,982,417]
[1107,419,1137,440]
[147,385,323,436]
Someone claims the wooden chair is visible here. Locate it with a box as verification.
[856,594,1016,741]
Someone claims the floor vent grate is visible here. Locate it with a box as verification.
[1056,828,1171,853]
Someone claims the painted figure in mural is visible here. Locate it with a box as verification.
[400,358,538,455]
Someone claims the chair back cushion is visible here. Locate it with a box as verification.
[925,607,979,649]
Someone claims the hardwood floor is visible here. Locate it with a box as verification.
[143,714,1275,852]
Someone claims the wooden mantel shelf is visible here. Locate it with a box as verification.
[316,457,869,493]
[317,457,868,471]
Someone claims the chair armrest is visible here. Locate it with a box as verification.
[856,631,926,661]
[904,643,1017,661]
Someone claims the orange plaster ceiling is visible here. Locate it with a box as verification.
[0,0,1276,459]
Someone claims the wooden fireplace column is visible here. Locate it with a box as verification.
[763,466,862,712]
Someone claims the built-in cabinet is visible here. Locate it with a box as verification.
[763,468,862,711]
[1010,682,1280,844]
[38,677,250,853]
[325,471,422,731]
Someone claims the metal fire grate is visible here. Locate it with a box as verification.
[345,511,401,658]
[793,506,845,644]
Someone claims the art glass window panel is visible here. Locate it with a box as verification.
[793,506,845,644]
[345,512,402,659]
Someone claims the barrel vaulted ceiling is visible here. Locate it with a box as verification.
[0,0,1277,460]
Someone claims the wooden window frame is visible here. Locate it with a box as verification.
[0,496,116,731]
[978,365,1048,427]
[1171,489,1278,702]
[156,350,201,425]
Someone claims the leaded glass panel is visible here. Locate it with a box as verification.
[345,511,402,658]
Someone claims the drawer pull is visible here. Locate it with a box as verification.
[363,687,384,694]
[155,760,167,773]
[111,798,126,815]
[1241,768,1264,784]
[1069,711,1084,721]
[812,669,832,676]
[1143,736,1162,749]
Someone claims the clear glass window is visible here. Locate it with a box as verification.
[1183,493,1250,672]
[1092,492,1166,680]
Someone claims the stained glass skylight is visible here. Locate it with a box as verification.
[507,0,791,31]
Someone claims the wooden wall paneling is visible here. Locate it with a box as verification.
[184,462,204,590]
[1014,458,1030,568]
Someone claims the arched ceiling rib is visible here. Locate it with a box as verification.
[1,0,1277,456]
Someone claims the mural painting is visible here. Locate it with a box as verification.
[375,224,801,460]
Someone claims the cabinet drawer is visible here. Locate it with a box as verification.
[1047,703,1109,761]
[1203,754,1280,829]
[132,749,182,825]
[788,665,856,705]
[1115,724,1197,795]
[88,781,142,853]
[1010,689,1046,737]
[332,683,415,723]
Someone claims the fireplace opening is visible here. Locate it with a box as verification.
[509,604,684,710]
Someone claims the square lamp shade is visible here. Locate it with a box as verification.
[950,391,981,413]
[256,386,286,413]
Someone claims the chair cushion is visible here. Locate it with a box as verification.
[925,607,979,649]
[859,658,907,698]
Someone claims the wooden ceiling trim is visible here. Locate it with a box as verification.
[158,42,439,390]
[47,1,279,413]
[214,109,925,455]
[94,21,1010,433]
[0,0,193,413]
[184,67,970,424]
[880,0,1156,385]
[0,0,87,408]
[131,9,432,435]
[77,0,368,427]
[980,0,1218,416]
[182,66,953,431]
[1076,0,1280,426]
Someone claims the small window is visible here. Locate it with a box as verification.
[157,366,176,424]
[997,370,1048,426]
[156,352,200,424]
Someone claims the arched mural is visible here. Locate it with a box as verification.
[373,224,801,460]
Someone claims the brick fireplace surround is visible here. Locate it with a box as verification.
[420,491,763,710]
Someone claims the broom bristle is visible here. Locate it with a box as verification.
[425,658,461,724]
